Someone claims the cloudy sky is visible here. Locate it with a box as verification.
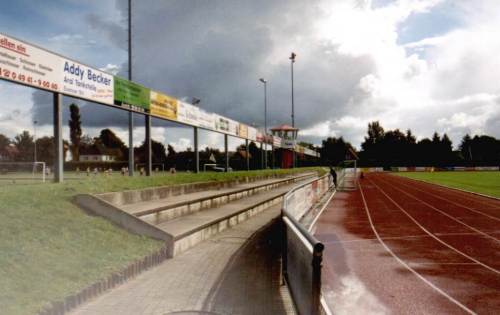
[0,0,499,150]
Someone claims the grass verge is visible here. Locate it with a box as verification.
[0,167,323,315]
[396,171,500,198]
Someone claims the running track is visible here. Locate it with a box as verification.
[314,172,500,315]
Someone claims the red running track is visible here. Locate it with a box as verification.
[314,172,500,315]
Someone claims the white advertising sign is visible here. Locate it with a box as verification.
[227,118,239,136]
[215,114,230,134]
[198,108,216,130]
[247,127,257,141]
[0,33,61,92]
[177,101,200,127]
[60,59,113,105]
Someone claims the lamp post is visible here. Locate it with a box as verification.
[289,52,296,168]
[33,120,37,162]
[259,78,267,169]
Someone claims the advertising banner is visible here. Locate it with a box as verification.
[239,124,248,139]
[0,32,272,144]
[247,127,257,141]
[61,59,113,105]
[215,115,230,133]
[150,91,177,120]
[198,108,216,130]
[228,118,239,136]
[177,101,200,126]
[256,132,264,142]
[0,33,60,92]
[114,76,150,112]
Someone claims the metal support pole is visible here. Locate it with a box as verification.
[127,0,134,176]
[194,127,199,173]
[260,142,264,169]
[128,113,134,175]
[224,134,229,172]
[245,139,250,171]
[291,58,295,128]
[264,82,267,170]
[53,93,63,183]
[290,54,296,169]
[145,115,152,176]
[271,144,275,169]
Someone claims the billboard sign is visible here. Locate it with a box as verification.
[247,127,257,141]
[0,32,285,145]
[114,77,150,112]
[177,101,200,126]
[228,118,239,136]
[61,60,113,105]
[256,132,264,142]
[239,124,248,139]
[215,115,230,133]
[150,91,177,120]
[0,33,60,92]
[198,108,216,130]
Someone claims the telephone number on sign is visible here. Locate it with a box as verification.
[0,67,59,90]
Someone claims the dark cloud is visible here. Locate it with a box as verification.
[40,0,372,136]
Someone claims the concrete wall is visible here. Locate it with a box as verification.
[98,172,314,207]
[75,194,174,256]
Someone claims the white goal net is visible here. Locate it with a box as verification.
[0,162,47,183]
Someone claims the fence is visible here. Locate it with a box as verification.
[281,174,333,315]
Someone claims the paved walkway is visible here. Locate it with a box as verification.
[70,206,295,315]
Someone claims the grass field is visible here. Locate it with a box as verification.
[396,171,500,198]
[0,167,324,315]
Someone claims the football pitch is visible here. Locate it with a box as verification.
[396,171,500,198]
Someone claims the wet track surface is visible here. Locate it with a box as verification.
[313,173,500,315]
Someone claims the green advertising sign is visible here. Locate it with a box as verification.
[114,76,150,112]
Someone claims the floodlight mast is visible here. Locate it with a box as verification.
[128,0,134,176]
[289,52,296,168]
[259,78,268,169]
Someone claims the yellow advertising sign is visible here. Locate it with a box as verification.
[150,91,178,120]
[239,124,248,138]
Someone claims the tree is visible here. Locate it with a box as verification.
[360,121,385,165]
[0,133,10,158]
[320,137,355,166]
[459,134,473,162]
[69,104,82,161]
[13,130,34,161]
[98,129,127,160]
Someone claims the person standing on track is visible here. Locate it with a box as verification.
[330,166,337,188]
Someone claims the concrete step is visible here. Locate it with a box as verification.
[120,173,315,226]
[157,179,311,256]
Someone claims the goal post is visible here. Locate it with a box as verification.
[0,161,47,182]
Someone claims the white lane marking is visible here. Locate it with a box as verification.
[378,177,500,243]
[386,175,500,223]
[408,262,478,266]
[359,182,477,315]
[369,178,500,276]
[322,231,500,244]
[394,174,500,209]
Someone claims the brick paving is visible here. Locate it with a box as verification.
[70,206,295,315]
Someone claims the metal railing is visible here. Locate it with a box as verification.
[281,174,333,315]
